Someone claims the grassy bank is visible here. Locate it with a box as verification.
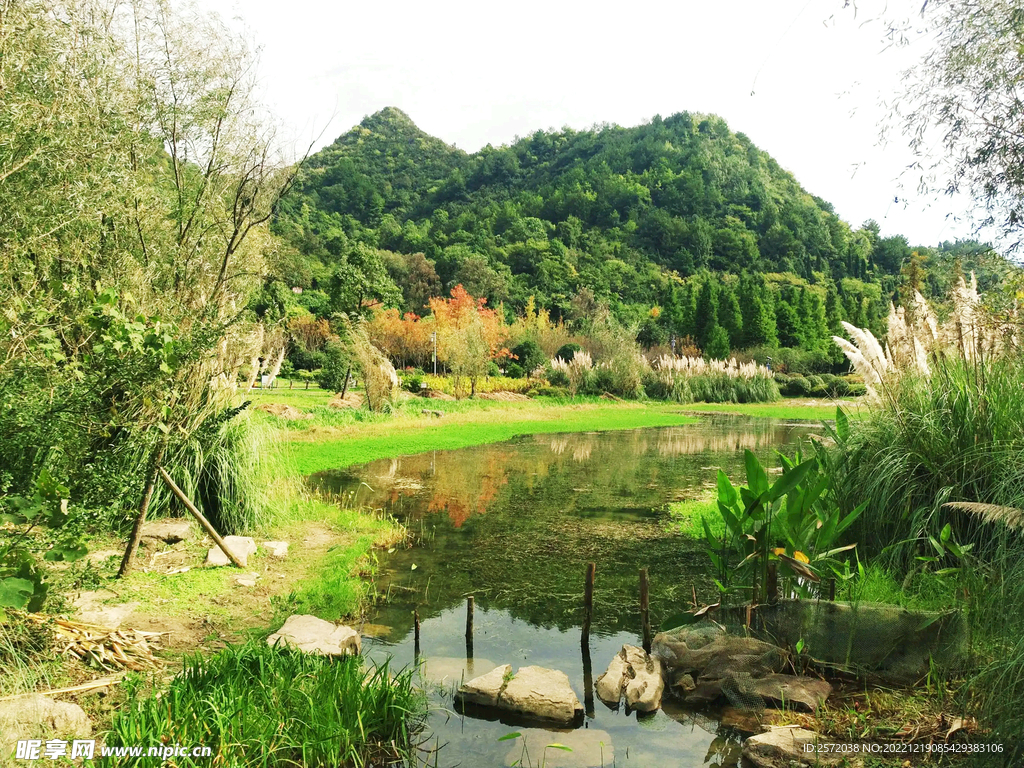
[277,397,700,474]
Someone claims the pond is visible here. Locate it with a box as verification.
[309,414,821,768]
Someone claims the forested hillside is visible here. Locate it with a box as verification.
[269,107,1004,368]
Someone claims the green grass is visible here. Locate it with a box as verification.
[101,643,421,767]
[681,400,859,421]
[669,497,722,538]
[285,401,697,474]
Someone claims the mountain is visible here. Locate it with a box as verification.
[272,108,919,336]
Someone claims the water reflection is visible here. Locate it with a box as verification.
[308,416,819,767]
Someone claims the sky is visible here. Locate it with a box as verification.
[199,0,975,247]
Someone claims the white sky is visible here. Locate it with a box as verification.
[200,0,977,247]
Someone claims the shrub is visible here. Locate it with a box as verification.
[316,340,351,393]
[554,343,583,362]
[504,362,524,379]
[511,340,546,373]
[782,376,812,397]
[533,386,570,398]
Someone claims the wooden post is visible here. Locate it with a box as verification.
[118,460,160,578]
[340,367,352,400]
[829,578,836,601]
[465,595,474,660]
[581,562,595,649]
[414,609,421,660]
[157,467,245,568]
[582,641,595,719]
[640,567,652,654]
[766,561,778,605]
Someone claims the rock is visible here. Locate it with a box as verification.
[140,519,192,545]
[206,536,258,567]
[456,664,510,708]
[456,665,583,725]
[72,590,138,629]
[672,671,695,693]
[747,674,832,712]
[502,728,614,768]
[262,541,289,559]
[595,645,664,712]
[498,666,583,725]
[266,614,361,657]
[719,706,765,733]
[742,727,862,768]
[234,573,259,587]
[0,695,92,759]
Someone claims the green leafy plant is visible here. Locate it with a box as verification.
[1,470,86,612]
[701,441,862,601]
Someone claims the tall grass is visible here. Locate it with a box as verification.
[829,352,1024,760]
[140,410,277,535]
[102,643,421,767]
[644,355,780,404]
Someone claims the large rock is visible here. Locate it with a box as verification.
[206,536,257,567]
[0,695,92,760]
[141,519,192,545]
[747,674,831,712]
[595,645,664,712]
[266,615,361,657]
[457,664,510,708]
[742,727,862,768]
[456,665,583,725]
[653,623,830,711]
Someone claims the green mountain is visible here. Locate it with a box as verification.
[272,107,974,358]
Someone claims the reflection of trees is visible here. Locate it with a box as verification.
[654,425,790,457]
[546,434,596,462]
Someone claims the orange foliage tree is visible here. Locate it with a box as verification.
[366,308,434,369]
[429,285,511,397]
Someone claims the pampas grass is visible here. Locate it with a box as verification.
[644,354,778,404]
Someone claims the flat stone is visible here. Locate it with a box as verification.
[742,727,863,768]
[206,536,257,567]
[262,541,289,558]
[456,664,510,708]
[595,645,664,712]
[140,519,192,545]
[747,674,832,712]
[234,573,259,587]
[503,728,614,768]
[266,614,361,657]
[0,695,92,759]
[499,666,583,725]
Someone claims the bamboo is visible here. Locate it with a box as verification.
[581,562,595,648]
[157,467,245,568]
[414,609,421,660]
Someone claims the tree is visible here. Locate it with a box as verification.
[717,284,744,348]
[429,286,511,397]
[705,326,731,360]
[694,278,720,350]
[889,0,1024,244]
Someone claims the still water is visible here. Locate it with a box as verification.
[309,415,820,767]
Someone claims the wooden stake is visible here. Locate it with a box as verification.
[118,443,164,578]
[582,641,595,719]
[766,561,778,605]
[640,568,652,654]
[829,578,836,601]
[582,562,595,648]
[465,595,474,659]
[414,609,421,660]
[157,467,245,568]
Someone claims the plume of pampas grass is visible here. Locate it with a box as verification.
[942,501,1024,531]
